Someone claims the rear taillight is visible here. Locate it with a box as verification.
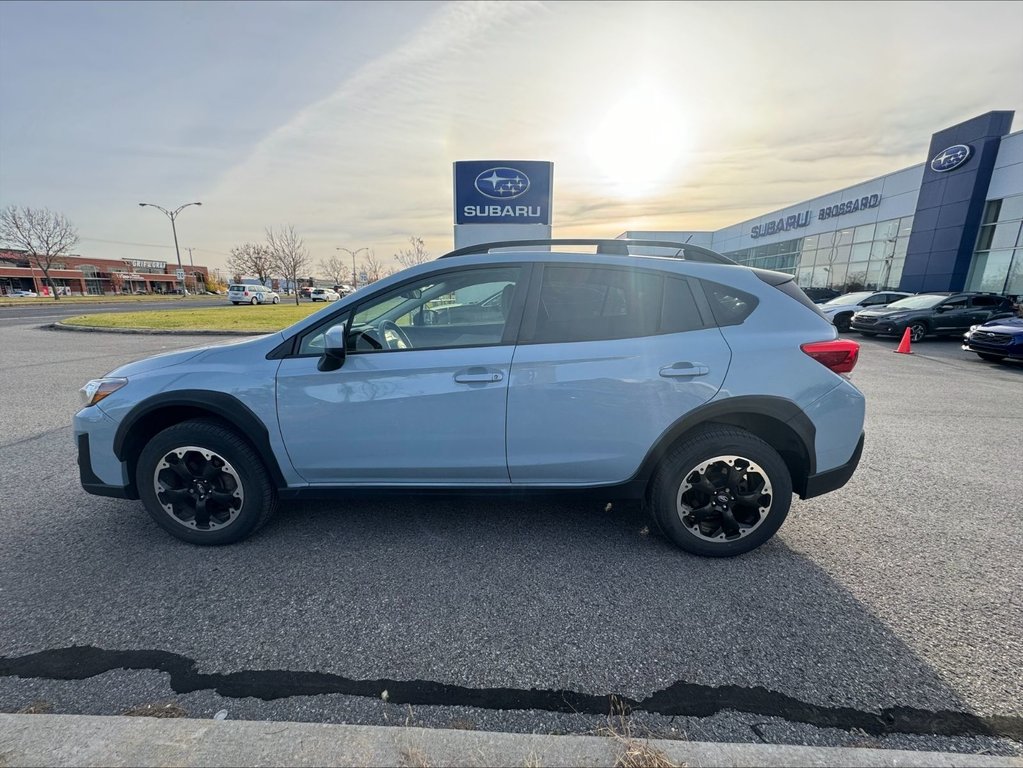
[801,339,859,374]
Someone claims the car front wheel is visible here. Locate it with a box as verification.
[650,425,792,557]
[136,419,277,545]
[908,321,928,343]
[977,352,1006,362]
[272,296,280,304]
[834,313,853,333]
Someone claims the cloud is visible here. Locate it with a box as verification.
[199,1,545,259]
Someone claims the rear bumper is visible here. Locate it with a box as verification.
[802,431,864,499]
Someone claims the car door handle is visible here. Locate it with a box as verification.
[660,362,709,378]
[454,368,504,384]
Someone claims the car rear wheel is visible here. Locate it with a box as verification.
[650,425,791,557]
[231,301,239,305]
[136,419,277,545]
[977,352,1006,362]
[909,321,928,343]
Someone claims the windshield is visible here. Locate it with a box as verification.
[884,294,946,310]
[822,292,873,307]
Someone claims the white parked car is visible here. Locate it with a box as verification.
[819,291,911,332]
[228,284,280,305]
[8,290,39,297]
[310,288,340,302]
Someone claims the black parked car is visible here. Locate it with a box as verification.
[801,287,842,304]
[850,292,1015,343]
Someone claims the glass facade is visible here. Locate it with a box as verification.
[722,215,913,292]
[967,195,1023,298]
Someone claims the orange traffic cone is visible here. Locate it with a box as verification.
[894,327,912,354]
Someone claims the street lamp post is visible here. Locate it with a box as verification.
[336,246,367,289]
[138,201,202,295]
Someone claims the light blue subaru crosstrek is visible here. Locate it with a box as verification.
[75,239,865,557]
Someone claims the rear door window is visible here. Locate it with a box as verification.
[526,266,704,344]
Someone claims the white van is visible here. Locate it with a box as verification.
[228,284,280,305]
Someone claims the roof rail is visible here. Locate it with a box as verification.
[439,238,736,265]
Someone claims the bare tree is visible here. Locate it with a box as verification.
[0,206,79,300]
[266,225,310,306]
[393,236,432,270]
[319,254,347,286]
[227,242,275,286]
[361,249,385,284]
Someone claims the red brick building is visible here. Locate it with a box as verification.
[0,250,211,296]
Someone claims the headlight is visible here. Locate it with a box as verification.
[80,377,128,407]
[968,324,979,332]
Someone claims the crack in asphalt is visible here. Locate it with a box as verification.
[2,646,1020,741]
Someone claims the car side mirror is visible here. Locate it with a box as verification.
[317,324,347,372]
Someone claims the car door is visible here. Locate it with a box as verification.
[969,295,1010,324]
[505,263,731,485]
[276,264,527,484]
[933,295,972,331]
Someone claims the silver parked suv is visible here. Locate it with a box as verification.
[76,239,865,556]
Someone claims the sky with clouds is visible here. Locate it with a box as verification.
[1,0,1022,276]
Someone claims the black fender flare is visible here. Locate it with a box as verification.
[113,390,288,490]
[627,395,816,495]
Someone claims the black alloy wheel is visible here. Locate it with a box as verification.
[136,419,277,545]
[650,425,792,557]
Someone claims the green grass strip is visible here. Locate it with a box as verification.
[62,303,328,332]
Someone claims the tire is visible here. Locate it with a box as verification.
[250,296,259,305]
[649,425,792,557]
[231,301,239,305]
[908,321,928,343]
[977,352,1006,362]
[834,313,852,333]
[136,419,277,545]
[272,296,280,304]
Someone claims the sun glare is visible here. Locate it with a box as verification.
[585,83,690,198]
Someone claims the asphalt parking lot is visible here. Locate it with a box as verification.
[0,320,1020,755]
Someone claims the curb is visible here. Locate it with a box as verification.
[46,322,266,336]
[0,714,1018,768]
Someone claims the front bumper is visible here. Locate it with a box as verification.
[850,318,905,336]
[962,335,1023,359]
[77,433,136,499]
[802,431,864,499]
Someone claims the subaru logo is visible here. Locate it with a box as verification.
[474,167,530,199]
[930,144,972,173]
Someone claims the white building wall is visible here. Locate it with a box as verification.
[987,130,1023,200]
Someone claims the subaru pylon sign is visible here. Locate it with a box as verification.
[454,161,553,225]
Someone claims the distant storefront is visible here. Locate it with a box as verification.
[621,111,1023,299]
[0,252,210,296]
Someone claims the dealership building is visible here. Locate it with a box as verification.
[620,111,1023,299]
[0,250,211,296]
